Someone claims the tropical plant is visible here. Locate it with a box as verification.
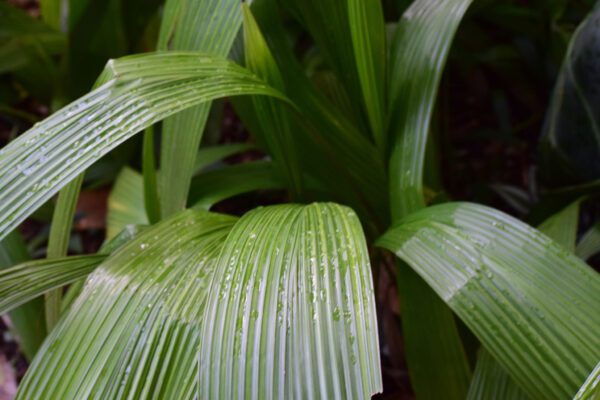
[0,0,599,399]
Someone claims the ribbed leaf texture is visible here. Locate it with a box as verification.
[17,210,236,399]
[0,52,283,241]
[379,202,600,400]
[200,203,381,399]
[16,204,381,399]
[0,255,105,315]
[388,0,474,221]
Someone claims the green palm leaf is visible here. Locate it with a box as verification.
[378,202,600,399]
[200,203,381,398]
[157,0,242,217]
[0,255,105,315]
[0,51,284,241]
[15,204,380,399]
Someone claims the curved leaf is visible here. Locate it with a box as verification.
[540,6,600,184]
[348,0,386,148]
[157,0,243,217]
[107,167,148,240]
[200,203,382,399]
[378,202,600,399]
[17,210,237,399]
[0,255,105,315]
[17,203,380,399]
[577,223,600,261]
[0,51,284,241]
[575,361,600,400]
[466,350,528,400]
[189,161,285,210]
[388,0,474,220]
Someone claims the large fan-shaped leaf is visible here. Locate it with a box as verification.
[17,210,237,399]
[200,203,381,398]
[378,202,600,399]
[16,203,380,399]
[0,51,284,242]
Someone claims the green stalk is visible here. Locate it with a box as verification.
[44,175,83,331]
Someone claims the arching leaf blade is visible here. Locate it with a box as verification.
[200,203,382,398]
[378,202,600,399]
[0,51,285,242]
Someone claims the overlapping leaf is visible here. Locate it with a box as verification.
[15,204,380,399]
[0,51,284,241]
[388,0,474,220]
[201,203,381,399]
[157,0,243,216]
[379,202,600,399]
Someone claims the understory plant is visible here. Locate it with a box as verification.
[0,0,599,399]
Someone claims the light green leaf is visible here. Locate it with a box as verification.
[200,203,381,398]
[575,361,600,400]
[466,199,582,400]
[378,202,600,399]
[0,51,285,242]
[386,3,474,397]
[45,175,84,330]
[348,0,386,149]
[577,223,600,261]
[17,210,236,399]
[107,167,148,240]
[189,161,285,210]
[17,204,380,399]
[388,0,474,221]
[0,255,105,315]
[157,0,243,217]
[538,198,582,253]
[466,350,528,400]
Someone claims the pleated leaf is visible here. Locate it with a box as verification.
[388,0,474,221]
[107,167,148,240]
[200,203,382,399]
[157,0,242,216]
[347,0,386,148]
[0,51,284,241]
[0,255,105,315]
[575,361,600,400]
[17,210,237,399]
[378,202,600,399]
[466,350,528,400]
